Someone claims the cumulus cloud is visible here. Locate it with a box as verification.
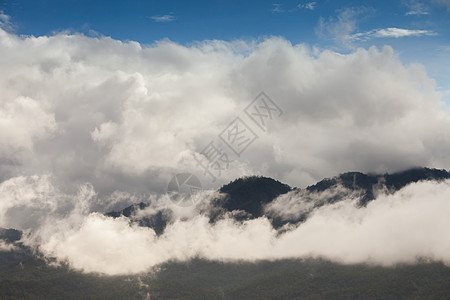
[0,96,55,162]
[0,27,449,192]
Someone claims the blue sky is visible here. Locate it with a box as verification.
[1,0,449,94]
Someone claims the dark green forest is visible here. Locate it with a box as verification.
[1,247,450,299]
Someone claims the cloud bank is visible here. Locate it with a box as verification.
[0,26,449,192]
[1,175,450,275]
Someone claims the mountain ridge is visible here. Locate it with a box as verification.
[103,167,450,233]
[1,167,450,299]
[2,167,448,242]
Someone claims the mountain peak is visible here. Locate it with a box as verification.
[0,228,22,243]
[307,167,450,205]
[218,176,292,218]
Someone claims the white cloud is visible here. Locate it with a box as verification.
[264,184,360,220]
[317,8,435,48]
[0,175,94,231]
[272,3,283,13]
[316,7,369,48]
[0,240,17,251]
[404,0,430,15]
[149,15,175,22]
[0,27,449,192]
[6,175,450,275]
[0,11,13,31]
[405,9,429,15]
[369,27,436,38]
[350,27,436,42]
[298,2,316,10]
[0,96,56,160]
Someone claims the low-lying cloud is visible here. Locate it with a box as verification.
[2,175,450,275]
[0,240,17,252]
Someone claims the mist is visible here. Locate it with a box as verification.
[0,174,449,275]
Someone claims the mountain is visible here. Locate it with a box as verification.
[208,176,292,223]
[0,228,22,244]
[1,248,450,299]
[106,167,450,233]
[1,167,450,299]
[218,176,292,217]
[105,202,149,218]
[106,202,172,235]
[307,167,450,205]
